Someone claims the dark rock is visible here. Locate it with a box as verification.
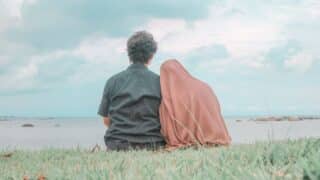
[21,123,34,127]
[299,116,320,120]
[254,117,278,122]
[251,116,316,122]
[254,116,284,122]
[287,116,300,121]
[0,152,13,158]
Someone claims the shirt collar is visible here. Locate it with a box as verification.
[127,63,147,70]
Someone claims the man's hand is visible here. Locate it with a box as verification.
[103,117,111,127]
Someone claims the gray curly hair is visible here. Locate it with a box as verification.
[127,31,157,64]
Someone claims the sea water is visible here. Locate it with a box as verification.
[0,116,319,150]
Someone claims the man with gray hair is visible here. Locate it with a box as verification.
[98,31,165,151]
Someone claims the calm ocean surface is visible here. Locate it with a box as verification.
[1,116,319,150]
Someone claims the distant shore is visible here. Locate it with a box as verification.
[1,115,320,122]
[236,115,320,122]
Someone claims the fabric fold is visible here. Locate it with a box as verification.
[159,59,231,149]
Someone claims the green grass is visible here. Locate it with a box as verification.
[1,138,319,180]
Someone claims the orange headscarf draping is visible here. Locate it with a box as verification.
[159,59,231,149]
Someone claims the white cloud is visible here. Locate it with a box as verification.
[0,34,128,92]
[196,58,232,74]
[1,0,320,93]
[0,0,36,18]
[72,36,126,64]
[141,0,319,70]
[0,55,10,66]
[141,5,283,69]
[0,0,37,31]
[138,19,187,41]
[284,52,315,72]
[0,61,38,91]
[309,2,320,18]
[68,36,127,83]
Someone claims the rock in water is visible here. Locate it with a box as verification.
[287,116,300,121]
[21,123,34,127]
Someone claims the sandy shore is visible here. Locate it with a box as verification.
[0,118,320,150]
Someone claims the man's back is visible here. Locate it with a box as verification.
[98,63,164,148]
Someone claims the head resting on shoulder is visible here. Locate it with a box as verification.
[161,59,190,77]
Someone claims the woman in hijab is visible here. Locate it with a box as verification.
[159,59,231,150]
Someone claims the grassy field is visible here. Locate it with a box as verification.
[0,138,319,180]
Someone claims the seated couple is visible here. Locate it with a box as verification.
[98,31,231,151]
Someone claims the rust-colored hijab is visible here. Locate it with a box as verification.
[159,59,231,149]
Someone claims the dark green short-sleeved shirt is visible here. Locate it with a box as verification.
[98,63,164,144]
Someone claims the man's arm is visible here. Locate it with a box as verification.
[102,116,111,127]
[98,79,113,127]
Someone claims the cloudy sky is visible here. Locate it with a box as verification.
[0,0,319,117]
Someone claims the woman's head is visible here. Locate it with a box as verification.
[161,59,190,77]
[127,31,157,64]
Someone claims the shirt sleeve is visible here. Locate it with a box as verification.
[98,79,113,117]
